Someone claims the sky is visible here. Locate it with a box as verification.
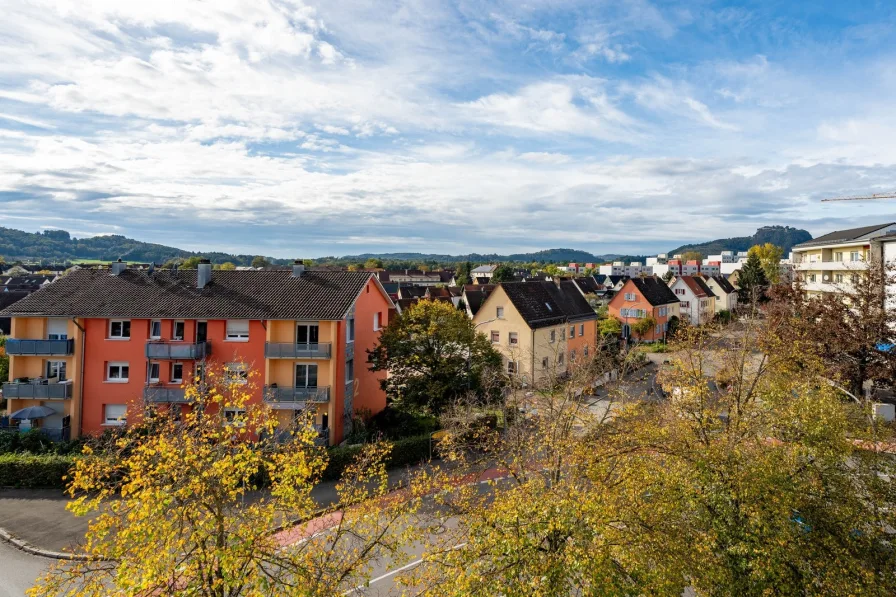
[2,1,896,258]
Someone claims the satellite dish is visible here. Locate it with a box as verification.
[823,275,830,281]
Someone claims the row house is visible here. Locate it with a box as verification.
[701,275,738,313]
[375,270,455,287]
[0,261,393,446]
[791,222,896,298]
[669,276,717,325]
[608,277,680,343]
[473,281,598,384]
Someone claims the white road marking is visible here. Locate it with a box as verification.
[344,543,467,595]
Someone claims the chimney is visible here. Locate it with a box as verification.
[292,259,305,278]
[111,259,126,276]
[197,259,212,289]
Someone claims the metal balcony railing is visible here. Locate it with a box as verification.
[5,339,74,356]
[143,386,190,403]
[264,342,332,359]
[1,382,73,400]
[263,386,330,405]
[145,341,209,360]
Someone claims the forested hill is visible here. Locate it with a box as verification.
[668,226,812,257]
[332,248,646,264]
[0,227,277,266]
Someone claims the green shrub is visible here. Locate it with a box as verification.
[321,433,434,481]
[0,453,75,488]
[367,407,440,440]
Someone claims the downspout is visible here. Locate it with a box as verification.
[71,317,85,439]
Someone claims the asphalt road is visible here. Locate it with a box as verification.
[0,541,52,597]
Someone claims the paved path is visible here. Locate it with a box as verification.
[0,540,51,597]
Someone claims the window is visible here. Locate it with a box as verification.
[104,404,127,426]
[509,332,519,345]
[109,320,131,339]
[149,363,160,383]
[809,274,816,283]
[507,361,517,375]
[373,312,381,331]
[347,316,355,343]
[47,319,68,340]
[851,274,859,285]
[295,364,318,388]
[542,357,549,370]
[224,409,246,424]
[46,360,66,381]
[173,321,185,341]
[655,324,662,335]
[569,325,575,338]
[850,251,861,262]
[496,307,504,319]
[835,274,844,283]
[658,307,667,317]
[150,320,162,339]
[558,353,564,365]
[491,331,500,344]
[624,292,636,301]
[226,320,250,341]
[346,358,354,383]
[224,362,248,384]
[107,362,129,382]
[834,251,843,262]
[550,330,556,343]
[680,302,690,309]
[569,350,576,362]
[171,363,183,383]
[579,324,584,337]
[297,323,320,345]
[675,288,685,296]
[583,345,589,357]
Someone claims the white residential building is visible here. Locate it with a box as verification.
[669,275,717,325]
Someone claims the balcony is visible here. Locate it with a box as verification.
[264,386,330,406]
[264,342,332,359]
[145,341,209,360]
[5,339,74,356]
[143,386,190,403]
[794,260,868,272]
[1,381,73,400]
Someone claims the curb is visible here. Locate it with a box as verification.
[0,526,101,561]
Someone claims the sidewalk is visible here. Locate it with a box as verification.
[0,465,424,555]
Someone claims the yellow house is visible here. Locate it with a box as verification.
[472,281,597,385]
[792,223,896,298]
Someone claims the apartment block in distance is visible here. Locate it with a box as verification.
[791,222,896,298]
[0,260,393,445]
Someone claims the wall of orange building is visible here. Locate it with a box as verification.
[352,278,390,420]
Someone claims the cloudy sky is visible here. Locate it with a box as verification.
[2,1,896,258]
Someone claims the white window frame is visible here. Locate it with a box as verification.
[346,358,354,383]
[579,324,584,337]
[173,320,185,341]
[171,362,184,384]
[47,319,68,340]
[104,404,127,426]
[558,353,564,365]
[507,360,517,375]
[225,320,250,342]
[550,330,556,343]
[46,360,66,381]
[569,325,575,338]
[491,331,500,344]
[542,357,549,370]
[509,332,519,346]
[224,362,249,385]
[149,362,160,383]
[109,320,131,339]
[496,307,504,319]
[373,312,381,331]
[107,362,129,383]
[624,292,636,301]
[346,316,355,343]
[150,320,162,339]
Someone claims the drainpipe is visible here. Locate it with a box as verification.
[71,317,85,439]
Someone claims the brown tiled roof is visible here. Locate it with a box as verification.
[0,268,375,320]
[680,276,715,299]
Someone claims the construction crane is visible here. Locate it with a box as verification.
[821,192,896,202]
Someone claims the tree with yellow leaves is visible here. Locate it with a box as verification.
[31,364,419,597]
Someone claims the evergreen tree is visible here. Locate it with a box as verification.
[737,251,769,306]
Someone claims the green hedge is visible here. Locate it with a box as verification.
[322,433,434,481]
[0,453,76,488]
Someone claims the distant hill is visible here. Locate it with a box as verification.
[668,226,812,258]
[334,248,648,265]
[0,227,282,266]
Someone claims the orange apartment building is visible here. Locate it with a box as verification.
[608,277,681,343]
[0,260,393,445]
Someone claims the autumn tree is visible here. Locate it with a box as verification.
[31,365,418,597]
[680,250,704,262]
[748,242,784,284]
[631,315,657,341]
[250,255,271,268]
[367,299,503,414]
[490,264,515,283]
[0,336,8,385]
[454,261,472,286]
[216,261,236,270]
[363,257,383,269]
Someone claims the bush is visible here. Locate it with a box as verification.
[0,429,87,455]
[321,433,434,481]
[367,406,440,441]
[0,453,76,488]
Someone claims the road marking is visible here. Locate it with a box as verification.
[343,543,467,595]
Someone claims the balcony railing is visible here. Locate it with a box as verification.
[5,339,74,356]
[264,386,330,405]
[145,341,209,360]
[264,342,332,359]
[2,382,73,400]
[143,386,190,403]
[794,260,867,271]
